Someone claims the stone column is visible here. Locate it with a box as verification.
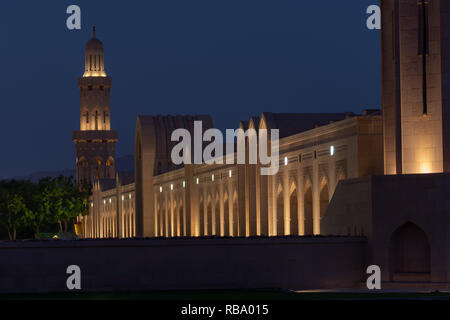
[271,175,277,236]
[283,169,290,235]
[131,195,135,237]
[202,186,207,236]
[175,193,180,237]
[170,187,174,237]
[227,178,234,236]
[164,193,169,237]
[247,164,257,236]
[297,167,304,235]
[183,165,194,237]
[237,164,246,236]
[211,190,216,236]
[182,188,186,236]
[259,172,269,236]
[313,160,320,235]
[219,181,224,236]
[154,191,159,237]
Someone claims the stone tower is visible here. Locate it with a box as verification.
[73,27,118,183]
[381,0,450,174]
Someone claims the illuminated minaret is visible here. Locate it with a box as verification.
[381,0,450,174]
[74,26,118,183]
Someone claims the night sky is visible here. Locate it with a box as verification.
[0,0,380,179]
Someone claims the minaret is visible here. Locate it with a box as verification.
[381,0,450,174]
[74,26,118,183]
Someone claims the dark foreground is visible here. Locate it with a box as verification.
[1,289,450,300]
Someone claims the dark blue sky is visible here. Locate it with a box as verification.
[0,0,380,179]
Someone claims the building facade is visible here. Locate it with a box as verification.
[82,112,383,239]
[78,0,450,286]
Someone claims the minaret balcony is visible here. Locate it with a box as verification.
[73,130,118,143]
[79,77,111,88]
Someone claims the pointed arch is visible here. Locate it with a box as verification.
[289,179,297,195]
[276,183,284,236]
[232,190,238,236]
[304,182,313,235]
[106,156,115,179]
[289,180,298,236]
[390,222,430,282]
[304,174,312,192]
[336,167,346,182]
[94,156,104,180]
[77,157,89,182]
[320,177,330,220]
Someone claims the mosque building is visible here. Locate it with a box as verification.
[74,0,450,285]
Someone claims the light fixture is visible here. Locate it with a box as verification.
[129,194,132,199]
[183,180,186,188]
[229,170,232,178]
[284,157,288,166]
[196,178,199,185]
[330,145,335,156]
[212,174,215,182]
[160,186,163,193]
[171,184,174,191]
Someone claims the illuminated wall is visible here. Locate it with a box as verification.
[84,179,136,239]
[84,114,383,239]
[381,0,450,174]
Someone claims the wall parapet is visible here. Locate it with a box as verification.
[0,237,366,293]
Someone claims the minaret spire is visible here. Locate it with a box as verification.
[83,26,106,78]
